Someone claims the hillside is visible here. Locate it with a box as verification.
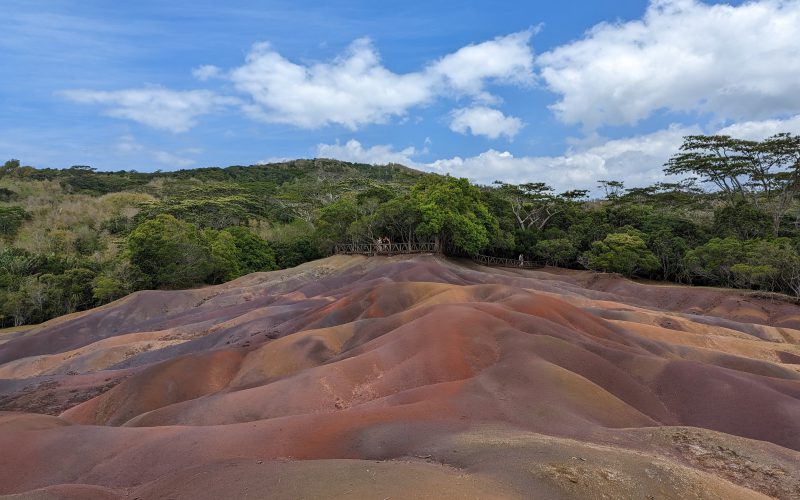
[0,159,426,327]
[1,255,799,498]
[4,134,800,331]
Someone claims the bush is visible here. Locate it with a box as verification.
[206,229,240,284]
[272,237,323,269]
[584,230,659,277]
[127,214,212,289]
[534,239,577,267]
[223,226,277,274]
[0,206,29,238]
[683,237,747,287]
[713,201,771,239]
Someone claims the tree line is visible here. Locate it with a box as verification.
[1,132,799,327]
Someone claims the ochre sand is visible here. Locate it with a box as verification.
[1,255,799,498]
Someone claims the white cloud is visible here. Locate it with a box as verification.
[61,87,238,132]
[537,0,800,128]
[317,125,696,193]
[231,39,433,129]
[61,32,533,132]
[116,134,143,153]
[429,30,535,94]
[192,64,222,81]
[316,139,418,165]
[257,156,292,164]
[153,150,195,168]
[229,32,534,129]
[113,134,197,168]
[313,112,800,193]
[716,114,800,141]
[449,106,524,139]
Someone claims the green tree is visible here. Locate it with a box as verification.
[373,195,422,244]
[683,238,748,287]
[413,176,498,255]
[223,226,277,274]
[52,268,97,314]
[272,237,323,268]
[534,239,577,267]
[0,159,20,176]
[664,135,754,204]
[730,238,800,295]
[127,214,212,289]
[712,201,771,240]
[91,257,147,304]
[317,196,360,246]
[584,230,659,277]
[206,229,240,284]
[647,229,689,281]
[493,181,588,231]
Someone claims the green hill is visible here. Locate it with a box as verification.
[3,132,800,327]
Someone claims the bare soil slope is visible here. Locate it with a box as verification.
[1,255,799,499]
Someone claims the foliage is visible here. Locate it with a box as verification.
[413,176,498,255]
[712,201,772,240]
[584,229,660,277]
[272,237,323,268]
[127,214,212,289]
[2,134,800,327]
[534,238,577,267]
[206,229,241,284]
[683,237,749,287]
[0,206,29,238]
[223,226,277,275]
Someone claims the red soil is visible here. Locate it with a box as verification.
[1,255,798,498]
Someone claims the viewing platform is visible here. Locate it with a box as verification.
[334,242,438,255]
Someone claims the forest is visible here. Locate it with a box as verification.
[1,132,799,327]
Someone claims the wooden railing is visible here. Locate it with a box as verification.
[334,242,439,255]
[472,254,538,269]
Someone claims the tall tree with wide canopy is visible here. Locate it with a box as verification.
[665,133,800,234]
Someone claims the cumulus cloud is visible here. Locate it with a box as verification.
[537,0,800,128]
[153,150,195,167]
[62,32,533,133]
[61,88,238,132]
[316,139,418,165]
[449,106,524,139]
[192,64,222,81]
[316,125,696,193]
[230,32,534,129]
[716,114,800,141]
[429,30,535,94]
[114,134,198,168]
[116,134,143,153]
[429,126,696,191]
[317,112,800,193]
[231,39,434,129]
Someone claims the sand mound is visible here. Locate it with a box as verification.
[1,255,798,498]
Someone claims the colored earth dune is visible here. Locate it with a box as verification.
[1,255,799,499]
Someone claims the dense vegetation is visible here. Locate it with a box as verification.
[2,132,799,326]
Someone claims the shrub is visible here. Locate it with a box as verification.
[127,214,212,289]
[534,239,577,267]
[584,230,659,277]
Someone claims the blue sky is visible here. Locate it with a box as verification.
[2,0,800,191]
